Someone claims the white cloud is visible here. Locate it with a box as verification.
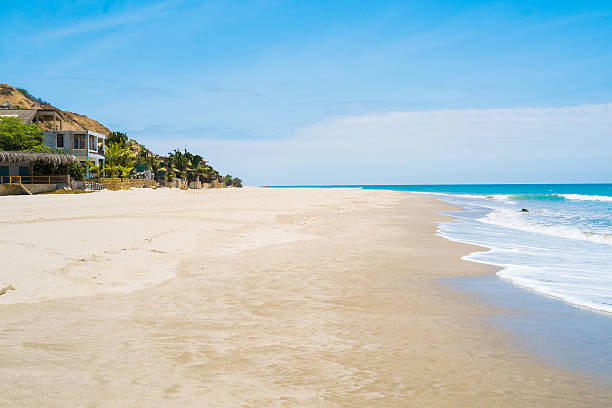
[147,103,612,185]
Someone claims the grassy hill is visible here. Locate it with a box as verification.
[0,84,110,135]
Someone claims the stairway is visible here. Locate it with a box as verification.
[19,185,33,195]
[0,184,32,195]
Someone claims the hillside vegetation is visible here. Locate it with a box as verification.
[0,84,109,135]
[0,84,242,186]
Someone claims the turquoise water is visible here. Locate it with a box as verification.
[280,184,612,313]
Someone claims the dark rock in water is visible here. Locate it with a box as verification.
[521,208,529,212]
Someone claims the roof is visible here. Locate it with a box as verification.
[43,129,106,138]
[0,151,76,165]
[35,108,63,117]
[0,109,37,123]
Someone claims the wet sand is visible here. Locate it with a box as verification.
[446,275,612,381]
[0,187,610,406]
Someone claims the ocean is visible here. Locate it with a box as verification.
[281,184,612,314]
[360,184,612,314]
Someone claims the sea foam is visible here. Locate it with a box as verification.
[479,207,612,245]
[428,191,612,314]
[562,194,612,202]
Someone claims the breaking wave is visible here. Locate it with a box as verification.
[478,208,612,245]
[562,194,612,202]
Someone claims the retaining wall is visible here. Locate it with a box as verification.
[98,178,159,191]
[212,179,226,188]
[0,184,59,195]
[26,184,59,194]
[0,184,28,195]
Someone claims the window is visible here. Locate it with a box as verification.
[89,135,96,150]
[73,135,85,149]
[56,134,64,148]
[0,166,8,183]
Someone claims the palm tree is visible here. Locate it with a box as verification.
[147,155,165,181]
[105,143,124,178]
[88,163,104,178]
[115,164,134,179]
[105,142,136,178]
[168,149,191,180]
[186,154,207,182]
[162,155,175,181]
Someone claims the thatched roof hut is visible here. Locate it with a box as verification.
[0,151,76,165]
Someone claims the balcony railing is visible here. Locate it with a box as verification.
[0,175,71,185]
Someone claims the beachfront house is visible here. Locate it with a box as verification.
[0,100,63,130]
[1,100,106,175]
[0,151,75,195]
[42,130,106,169]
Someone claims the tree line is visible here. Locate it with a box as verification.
[0,117,242,187]
[102,131,242,187]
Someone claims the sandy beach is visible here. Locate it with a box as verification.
[0,187,610,407]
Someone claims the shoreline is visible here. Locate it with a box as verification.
[0,188,610,406]
[417,195,612,382]
[430,197,611,317]
[431,198,612,380]
[431,197,612,315]
[412,188,612,315]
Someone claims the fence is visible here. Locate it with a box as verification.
[0,175,157,191]
[84,181,104,191]
[0,175,70,185]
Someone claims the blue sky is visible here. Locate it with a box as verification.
[1,0,611,184]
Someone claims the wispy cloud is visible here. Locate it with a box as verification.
[531,10,612,30]
[509,9,612,37]
[288,99,424,107]
[202,88,262,97]
[54,75,180,97]
[150,103,612,185]
[40,0,183,40]
[130,123,278,140]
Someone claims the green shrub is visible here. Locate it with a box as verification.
[0,117,50,152]
[16,88,49,105]
[33,161,85,181]
[106,131,128,146]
